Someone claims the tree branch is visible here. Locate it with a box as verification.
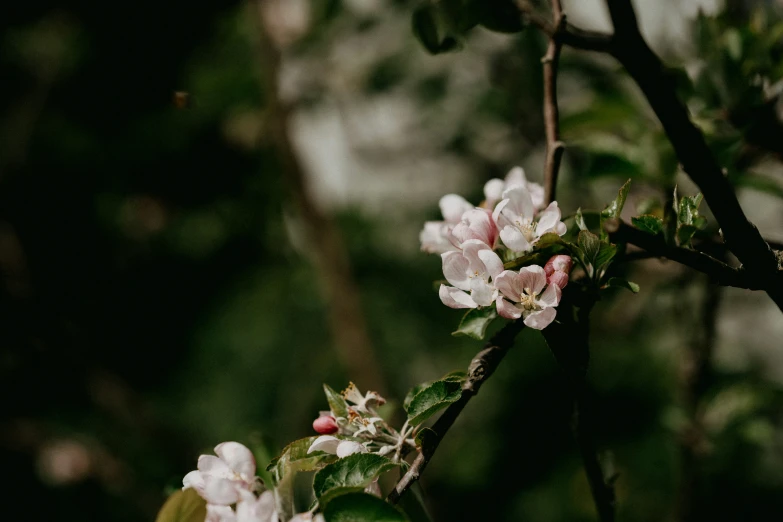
[541,0,565,205]
[387,319,526,504]
[603,218,775,290]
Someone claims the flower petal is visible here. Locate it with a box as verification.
[215,442,256,479]
[504,166,527,188]
[198,455,232,478]
[500,226,532,253]
[494,270,522,302]
[308,435,340,455]
[518,265,547,295]
[492,198,510,228]
[207,504,237,522]
[501,186,535,223]
[183,470,205,492]
[477,248,504,279]
[419,221,456,254]
[202,475,241,505]
[537,283,561,307]
[469,278,495,307]
[439,194,473,223]
[483,178,505,205]
[452,208,497,247]
[336,441,367,458]
[439,285,477,309]
[523,307,557,330]
[496,296,522,319]
[535,202,563,235]
[547,271,569,290]
[441,251,471,291]
[236,491,276,522]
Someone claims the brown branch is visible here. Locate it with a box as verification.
[541,0,565,205]
[603,218,776,290]
[387,320,526,504]
[252,0,386,392]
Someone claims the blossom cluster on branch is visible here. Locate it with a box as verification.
[421,167,571,329]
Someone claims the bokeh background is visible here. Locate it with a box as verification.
[2,0,783,520]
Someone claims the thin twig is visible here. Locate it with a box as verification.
[604,218,774,290]
[252,0,387,392]
[541,0,565,205]
[387,320,526,504]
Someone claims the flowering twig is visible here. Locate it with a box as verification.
[387,319,526,504]
[603,218,777,291]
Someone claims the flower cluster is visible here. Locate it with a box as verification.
[309,383,414,461]
[420,167,571,330]
[183,442,323,522]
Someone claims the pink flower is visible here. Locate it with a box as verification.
[544,254,573,290]
[493,187,567,253]
[182,442,257,505]
[484,167,545,211]
[419,194,473,253]
[439,240,504,309]
[494,266,561,330]
[312,414,339,434]
[451,208,499,249]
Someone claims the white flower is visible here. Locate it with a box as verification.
[182,442,257,505]
[450,208,499,249]
[484,167,545,211]
[439,239,504,309]
[207,504,237,522]
[493,187,566,253]
[236,490,277,522]
[419,194,473,253]
[341,382,385,413]
[290,514,325,522]
[494,266,561,330]
[307,435,368,458]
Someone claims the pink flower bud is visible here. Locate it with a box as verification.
[547,270,570,290]
[312,415,339,434]
[544,255,572,277]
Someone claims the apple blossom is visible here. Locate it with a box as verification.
[439,239,504,309]
[312,414,339,434]
[341,382,385,413]
[207,504,237,522]
[307,435,368,458]
[182,441,257,505]
[494,266,561,330]
[483,167,545,211]
[419,194,473,253]
[493,187,567,253]
[450,208,498,249]
[544,254,573,290]
[236,490,277,522]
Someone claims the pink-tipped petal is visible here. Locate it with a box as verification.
[555,221,567,236]
[544,255,573,276]
[441,251,471,291]
[494,271,522,302]
[439,194,473,223]
[547,271,570,291]
[538,283,562,307]
[439,285,478,309]
[517,265,547,295]
[202,475,241,505]
[452,208,497,247]
[500,226,532,253]
[523,307,557,330]
[496,296,522,319]
[214,442,256,478]
[312,415,339,434]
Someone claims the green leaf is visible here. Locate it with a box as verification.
[575,208,588,231]
[324,384,350,419]
[594,242,618,275]
[451,307,497,340]
[676,224,699,246]
[676,192,705,246]
[404,372,466,410]
[631,215,664,235]
[535,232,567,250]
[267,436,338,484]
[604,277,640,293]
[155,489,206,522]
[577,230,601,267]
[323,492,408,522]
[313,454,398,499]
[600,179,631,240]
[405,380,463,426]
